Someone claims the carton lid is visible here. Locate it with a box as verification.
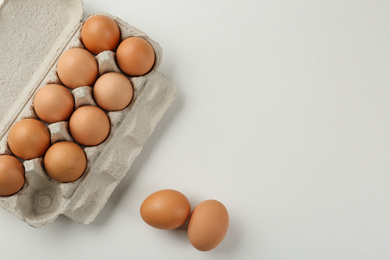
[0,0,83,140]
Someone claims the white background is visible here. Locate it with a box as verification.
[1,0,390,259]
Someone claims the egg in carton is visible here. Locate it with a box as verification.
[0,0,176,227]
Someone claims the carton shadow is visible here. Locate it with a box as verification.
[91,84,183,226]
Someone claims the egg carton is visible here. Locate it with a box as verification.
[0,0,176,227]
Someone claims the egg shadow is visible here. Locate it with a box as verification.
[164,216,191,247]
[212,214,242,255]
[91,82,184,226]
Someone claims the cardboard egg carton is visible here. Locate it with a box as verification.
[0,0,176,227]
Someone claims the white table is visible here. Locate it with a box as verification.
[1,0,390,259]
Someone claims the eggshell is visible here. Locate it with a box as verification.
[44,141,87,183]
[81,15,120,54]
[56,48,98,89]
[0,155,25,196]
[7,119,51,160]
[140,189,191,230]
[93,72,133,111]
[116,37,155,76]
[188,200,229,251]
[69,105,110,146]
[33,84,74,123]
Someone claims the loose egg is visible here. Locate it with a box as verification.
[81,15,121,54]
[69,106,110,146]
[33,84,74,123]
[188,200,229,251]
[44,141,87,183]
[116,37,155,76]
[8,119,51,160]
[140,189,191,230]
[93,72,133,111]
[56,48,98,89]
[0,155,25,196]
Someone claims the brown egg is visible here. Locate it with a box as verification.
[0,155,25,196]
[93,72,133,111]
[8,119,51,160]
[44,141,87,183]
[57,48,98,89]
[140,189,191,230]
[188,200,229,251]
[81,15,120,54]
[69,106,110,146]
[116,37,155,76]
[33,84,74,123]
